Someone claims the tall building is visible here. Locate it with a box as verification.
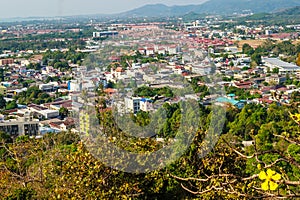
[125,97,141,114]
[79,112,90,135]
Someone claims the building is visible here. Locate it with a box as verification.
[0,58,14,65]
[0,85,7,95]
[80,112,90,135]
[265,75,286,84]
[125,97,141,114]
[28,104,59,119]
[263,58,300,75]
[93,31,118,38]
[68,80,82,92]
[140,98,153,112]
[39,83,55,92]
[0,115,39,137]
[49,118,75,131]
[192,65,212,75]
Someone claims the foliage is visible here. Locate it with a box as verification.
[14,86,53,105]
[0,91,299,199]
[59,107,69,118]
[134,86,174,98]
[5,101,17,110]
[0,95,6,109]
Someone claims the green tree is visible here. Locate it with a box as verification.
[0,94,6,109]
[5,101,17,110]
[251,53,262,66]
[242,43,254,55]
[59,107,69,118]
[272,67,279,74]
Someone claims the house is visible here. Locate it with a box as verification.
[140,98,153,112]
[146,48,155,56]
[138,48,146,55]
[168,45,178,55]
[265,75,286,85]
[157,48,166,55]
[104,88,117,96]
[28,104,59,119]
[49,118,75,131]
[233,81,253,89]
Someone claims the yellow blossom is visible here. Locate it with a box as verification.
[259,169,281,191]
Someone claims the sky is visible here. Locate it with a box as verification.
[0,0,208,19]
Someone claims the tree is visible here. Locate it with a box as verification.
[297,53,300,66]
[272,67,279,74]
[0,95,6,109]
[251,53,262,66]
[242,43,254,55]
[59,107,69,118]
[0,68,4,82]
[5,101,17,110]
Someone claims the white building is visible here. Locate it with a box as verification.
[263,58,300,75]
[140,98,153,112]
[0,114,39,137]
[125,97,141,114]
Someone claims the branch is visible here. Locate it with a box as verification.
[274,134,300,145]
[181,183,223,195]
[170,173,258,182]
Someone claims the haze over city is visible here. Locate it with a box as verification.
[0,0,207,18]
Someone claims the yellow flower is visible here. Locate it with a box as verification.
[257,164,262,170]
[259,169,281,191]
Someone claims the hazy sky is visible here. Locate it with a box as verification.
[0,0,207,18]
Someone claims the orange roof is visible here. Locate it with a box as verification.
[104,88,117,94]
[115,67,123,72]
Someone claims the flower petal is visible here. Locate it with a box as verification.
[272,173,281,181]
[267,169,275,177]
[269,181,278,191]
[261,180,269,191]
[259,171,267,180]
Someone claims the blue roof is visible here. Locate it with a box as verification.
[140,98,152,103]
[216,97,239,105]
[17,104,27,109]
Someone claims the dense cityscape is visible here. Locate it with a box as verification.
[0,1,300,199]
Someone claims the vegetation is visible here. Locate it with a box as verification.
[134,86,174,98]
[13,86,54,105]
[0,96,299,199]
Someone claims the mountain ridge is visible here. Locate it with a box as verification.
[119,0,300,17]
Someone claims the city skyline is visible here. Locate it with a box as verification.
[0,0,207,19]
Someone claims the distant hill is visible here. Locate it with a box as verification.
[118,4,197,17]
[239,6,300,24]
[119,0,300,17]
